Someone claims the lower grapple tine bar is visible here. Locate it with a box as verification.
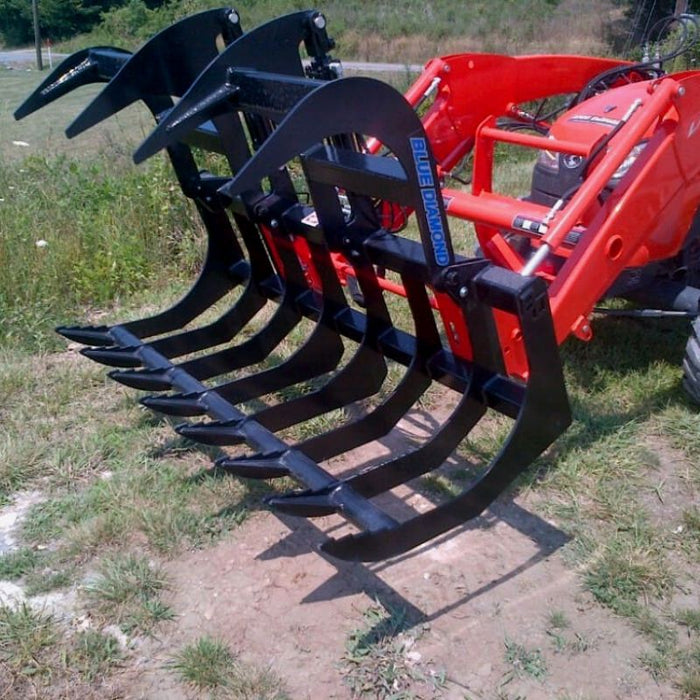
[320,271,572,561]
[181,259,393,442]
[268,391,487,517]
[223,274,441,475]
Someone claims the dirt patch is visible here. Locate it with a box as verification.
[122,501,677,699]
[120,408,681,700]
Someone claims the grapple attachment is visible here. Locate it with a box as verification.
[17,9,573,561]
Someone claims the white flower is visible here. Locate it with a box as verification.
[35,239,48,248]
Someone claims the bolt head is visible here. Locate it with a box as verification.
[270,219,279,229]
[458,286,468,298]
[313,14,326,30]
[228,10,239,24]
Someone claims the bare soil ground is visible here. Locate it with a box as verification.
[115,408,686,700]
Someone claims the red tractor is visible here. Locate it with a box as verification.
[16,10,700,560]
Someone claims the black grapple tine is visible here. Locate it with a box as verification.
[110,226,309,392]
[58,325,114,346]
[141,224,349,418]
[14,47,132,120]
[177,225,394,444]
[133,9,334,164]
[266,261,500,515]
[66,8,243,139]
[81,345,142,368]
[120,211,278,360]
[319,271,572,562]
[108,294,298,390]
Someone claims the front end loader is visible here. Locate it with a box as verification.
[16,9,700,561]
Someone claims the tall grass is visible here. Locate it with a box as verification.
[0,152,204,351]
[58,0,618,60]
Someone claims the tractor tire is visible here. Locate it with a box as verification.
[683,318,700,405]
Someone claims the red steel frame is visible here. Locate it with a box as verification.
[258,54,700,380]
[367,56,700,378]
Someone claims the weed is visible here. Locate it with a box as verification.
[70,629,124,681]
[24,567,74,596]
[0,547,41,580]
[678,669,700,699]
[546,610,570,630]
[342,601,442,699]
[503,637,548,680]
[683,507,700,539]
[677,608,700,634]
[0,603,57,678]
[82,552,173,635]
[171,636,234,691]
[59,0,616,60]
[0,153,204,353]
[584,527,673,617]
[170,636,289,698]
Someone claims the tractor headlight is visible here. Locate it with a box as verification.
[607,140,648,188]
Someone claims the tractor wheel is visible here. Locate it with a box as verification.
[683,318,700,405]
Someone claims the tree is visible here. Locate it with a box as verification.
[0,0,139,46]
[627,0,684,43]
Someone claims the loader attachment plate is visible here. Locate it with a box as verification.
[16,8,574,561]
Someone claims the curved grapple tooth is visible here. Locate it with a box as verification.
[175,419,246,446]
[108,368,173,391]
[14,47,131,120]
[133,10,317,163]
[140,392,206,417]
[56,324,114,346]
[215,451,290,479]
[265,490,336,518]
[67,8,242,139]
[81,345,141,368]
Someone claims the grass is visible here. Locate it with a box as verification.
[503,637,548,681]
[82,552,174,635]
[170,636,289,698]
[0,547,42,579]
[0,152,205,352]
[342,601,445,699]
[57,0,617,62]
[0,603,57,678]
[70,629,124,681]
[0,602,125,696]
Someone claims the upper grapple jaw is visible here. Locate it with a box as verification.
[66,7,244,139]
[132,9,338,164]
[27,8,575,562]
[13,47,132,121]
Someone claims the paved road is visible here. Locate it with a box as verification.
[0,48,63,67]
[1,48,422,74]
